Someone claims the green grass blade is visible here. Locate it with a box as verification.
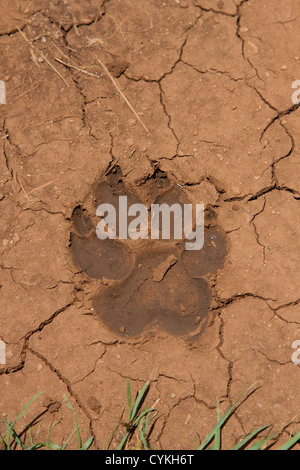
[249,438,270,450]
[131,381,149,422]
[127,379,132,421]
[139,424,149,450]
[82,436,94,450]
[278,431,300,450]
[3,392,43,450]
[60,429,77,450]
[74,415,82,449]
[66,400,82,449]
[11,429,27,449]
[117,431,130,450]
[213,403,222,450]
[105,405,125,450]
[143,412,151,437]
[132,407,155,427]
[44,442,62,450]
[25,443,44,450]
[248,433,276,450]
[231,425,271,450]
[0,418,10,447]
[198,383,259,450]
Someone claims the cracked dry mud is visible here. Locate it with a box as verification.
[0,0,300,450]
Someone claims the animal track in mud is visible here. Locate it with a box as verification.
[70,166,227,338]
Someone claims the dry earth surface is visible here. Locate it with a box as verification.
[0,0,300,450]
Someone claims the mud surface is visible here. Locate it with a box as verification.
[71,166,225,337]
[1,0,300,450]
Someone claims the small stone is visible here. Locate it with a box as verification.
[42,396,53,408]
[13,233,20,243]
[248,41,258,54]
[231,186,241,196]
[126,138,135,146]
[42,396,61,413]
[281,65,287,70]
[48,402,61,413]
[119,326,126,333]
[128,118,136,126]
[2,239,9,246]
[87,396,101,414]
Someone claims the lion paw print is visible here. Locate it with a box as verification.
[70,166,227,338]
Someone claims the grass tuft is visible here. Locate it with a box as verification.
[1,381,299,450]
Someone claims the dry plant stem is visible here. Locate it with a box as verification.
[97,55,150,135]
[17,27,69,87]
[54,58,100,78]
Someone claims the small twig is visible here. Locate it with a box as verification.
[52,41,78,63]
[11,83,41,103]
[128,148,136,159]
[17,27,69,87]
[97,56,150,134]
[54,58,100,78]
[18,179,59,201]
[16,174,31,202]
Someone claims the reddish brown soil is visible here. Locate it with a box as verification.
[0,0,300,450]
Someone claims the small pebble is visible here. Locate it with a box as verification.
[126,138,135,146]
[13,233,20,243]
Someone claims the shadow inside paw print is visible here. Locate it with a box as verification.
[70,166,227,338]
